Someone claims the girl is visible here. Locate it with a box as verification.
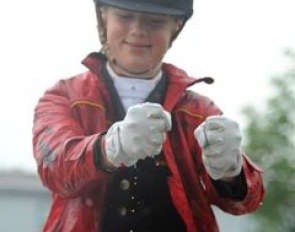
[33,0,264,231]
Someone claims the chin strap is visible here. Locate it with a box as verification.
[109,58,163,79]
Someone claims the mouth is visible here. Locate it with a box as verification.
[124,41,151,49]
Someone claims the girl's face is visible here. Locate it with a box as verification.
[101,7,183,77]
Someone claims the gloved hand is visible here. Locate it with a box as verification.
[194,115,243,180]
[105,102,172,167]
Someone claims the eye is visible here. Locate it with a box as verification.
[117,13,133,21]
[147,16,169,27]
[150,19,165,25]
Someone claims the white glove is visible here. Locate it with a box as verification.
[105,102,172,167]
[194,115,243,180]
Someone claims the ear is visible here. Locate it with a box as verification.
[95,6,108,45]
[173,19,185,36]
[99,7,108,23]
[169,18,185,45]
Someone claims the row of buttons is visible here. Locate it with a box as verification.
[119,176,138,191]
[116,160,168,218]
[117,206,137,216]
[103,157,172,232]
[118,174,141,217]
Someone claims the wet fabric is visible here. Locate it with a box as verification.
[100,66,185,231]
[32,52,265,232]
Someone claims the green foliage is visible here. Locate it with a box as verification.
[242,50,295,232]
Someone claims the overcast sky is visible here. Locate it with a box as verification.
[1,0,295,172]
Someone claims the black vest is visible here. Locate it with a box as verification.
[101,65,186,232]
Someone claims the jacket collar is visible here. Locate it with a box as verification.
[162,63,214,111]
[81,52,107,75]
[82,52,214,111]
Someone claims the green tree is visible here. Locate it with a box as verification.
[242,50,295,232]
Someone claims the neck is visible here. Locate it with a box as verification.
[109,60,162,80]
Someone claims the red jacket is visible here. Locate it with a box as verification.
[33,53,264,232]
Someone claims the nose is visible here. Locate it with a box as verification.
[129,17,147,37]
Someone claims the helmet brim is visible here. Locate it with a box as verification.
[96,0,192,19]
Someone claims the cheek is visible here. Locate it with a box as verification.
[152,31,172,52]
[106,21,125,46]
[107,30,119,47]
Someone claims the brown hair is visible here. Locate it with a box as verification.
[95,6,184,56]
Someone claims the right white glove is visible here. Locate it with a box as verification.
[194,115,243,180]
[105,102,172,167]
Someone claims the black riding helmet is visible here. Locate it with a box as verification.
[94,0,193,57]
[94,0,193,20]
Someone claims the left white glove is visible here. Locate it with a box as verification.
[105,102,172,167]
[194,115,243,180]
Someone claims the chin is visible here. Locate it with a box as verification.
[124,64,151,73]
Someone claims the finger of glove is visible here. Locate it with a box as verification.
[149,144,163,157]
[222,150,243,177]
[143,131,166,158]
[147,109,171,131]
[205,166,225,180]
[105,122,140,167]
[136,102,170,130]
[202,142,225,158]
[132,141,163,159]
[203,143,241,167]
[194,117,223,148]
[207,126,241,150]
[206,115,241,136]
[202,156,223,179]
[122,157,139,167]
[148,117,169,133]
[126,102,162,121]
[149,131,166,146]
[203,150,229,169]
[205,116,242,146]
[194,125,222,149]
[194,123,208,148]
[123,137,146,158]
[152,144,163,156]
[204,128,224,146]
[137,102,163,117]
[134,102,172,131]
[203,149,243,179]
[205,116,225,131]
[126,102,172,131]
[163,110,172,131]
[140,102,162,109]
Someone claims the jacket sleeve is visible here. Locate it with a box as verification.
[33,79,110,198]
[203,154,264,214]
[198,95,265,214]
[183,90,265,214]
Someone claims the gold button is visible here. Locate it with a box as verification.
[120,179,130,190]
[117,206,127,216]
[85,198,93,207]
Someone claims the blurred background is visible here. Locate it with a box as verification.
[0,0,295,231]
